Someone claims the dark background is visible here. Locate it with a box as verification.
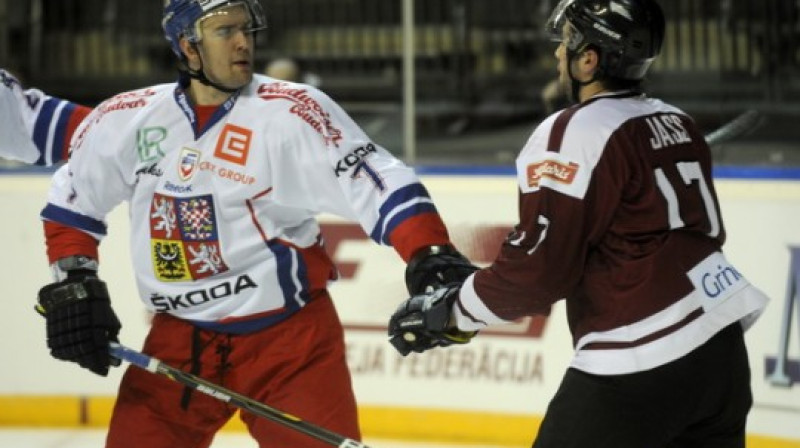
[2,0,798,166]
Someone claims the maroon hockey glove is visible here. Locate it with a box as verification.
[36,272,121,376]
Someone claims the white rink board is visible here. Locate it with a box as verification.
[0,173,798,441]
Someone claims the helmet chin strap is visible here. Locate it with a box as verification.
[185,67,240,94]
[181,44,241,94]
[566,48,598,103]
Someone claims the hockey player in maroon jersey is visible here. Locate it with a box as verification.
[389,1,769,447]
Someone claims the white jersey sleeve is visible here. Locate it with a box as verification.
[256,81,445,251]
[0,69,90,166]
[42,89,149,241]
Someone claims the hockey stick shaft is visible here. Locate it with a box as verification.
[109,343,371,448]
[704,109,763,146]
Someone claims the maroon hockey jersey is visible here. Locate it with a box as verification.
[454,91,768,374]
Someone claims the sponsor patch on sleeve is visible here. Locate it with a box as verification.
[526,159,579,188]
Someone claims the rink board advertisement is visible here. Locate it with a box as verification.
[0,173,798,447]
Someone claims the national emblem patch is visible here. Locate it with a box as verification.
[149,193,229,281]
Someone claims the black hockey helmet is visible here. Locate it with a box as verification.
[546,0,665,81]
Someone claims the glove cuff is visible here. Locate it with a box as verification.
[38,277,110,313]
[51,255,98,282]
[406,244,457,270]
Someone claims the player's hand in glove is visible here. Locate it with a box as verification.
[388,284,477,356]
[36,271,121,376]
[405,245,478,295]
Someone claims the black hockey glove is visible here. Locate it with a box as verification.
[405,245,478,295]
[388,284,477,356]
[36,271,121,376]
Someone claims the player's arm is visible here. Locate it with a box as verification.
[36,165,121,376]
[0,69,91,166]
[388,120,623,354]
[284,90,483,354]
[388,187,593,355]
[275,86,478,293]
[35,102,132,376]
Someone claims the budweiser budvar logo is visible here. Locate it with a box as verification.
[527,160,579,188]
[257,83,343,147]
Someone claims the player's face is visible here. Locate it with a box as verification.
[196,5,255,90]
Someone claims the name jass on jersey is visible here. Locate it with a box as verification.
[149,274,257,312]
[645,113,692,150]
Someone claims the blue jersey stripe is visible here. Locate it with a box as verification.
[269,240,310,310]
[380,201,438,245]
[40,203,107,236]
[33,98,60,166]
[369,183,434,243]
[51,102,76,164]
[191,242,313,334]
[190,308,301,334]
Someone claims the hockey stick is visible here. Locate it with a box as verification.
[109,342,371,448]
[704,109,764,147]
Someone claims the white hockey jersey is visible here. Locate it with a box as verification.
[42,75,450,333]
[0,69,88,166]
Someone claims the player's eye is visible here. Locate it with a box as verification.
[213,26,235,39]
[211,23,255,39]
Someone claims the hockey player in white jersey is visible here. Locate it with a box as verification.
[35,1,475,447]
[0,69,90,166]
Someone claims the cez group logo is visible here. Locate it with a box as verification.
[765,246,800,387]
[214,123,252,165]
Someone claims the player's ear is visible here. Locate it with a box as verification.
[179,38,200,68]
[578,48,600,76]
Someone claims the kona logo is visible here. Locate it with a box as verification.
[149,274,257,312]
[526,160,579,188]
[334,143,377,177]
